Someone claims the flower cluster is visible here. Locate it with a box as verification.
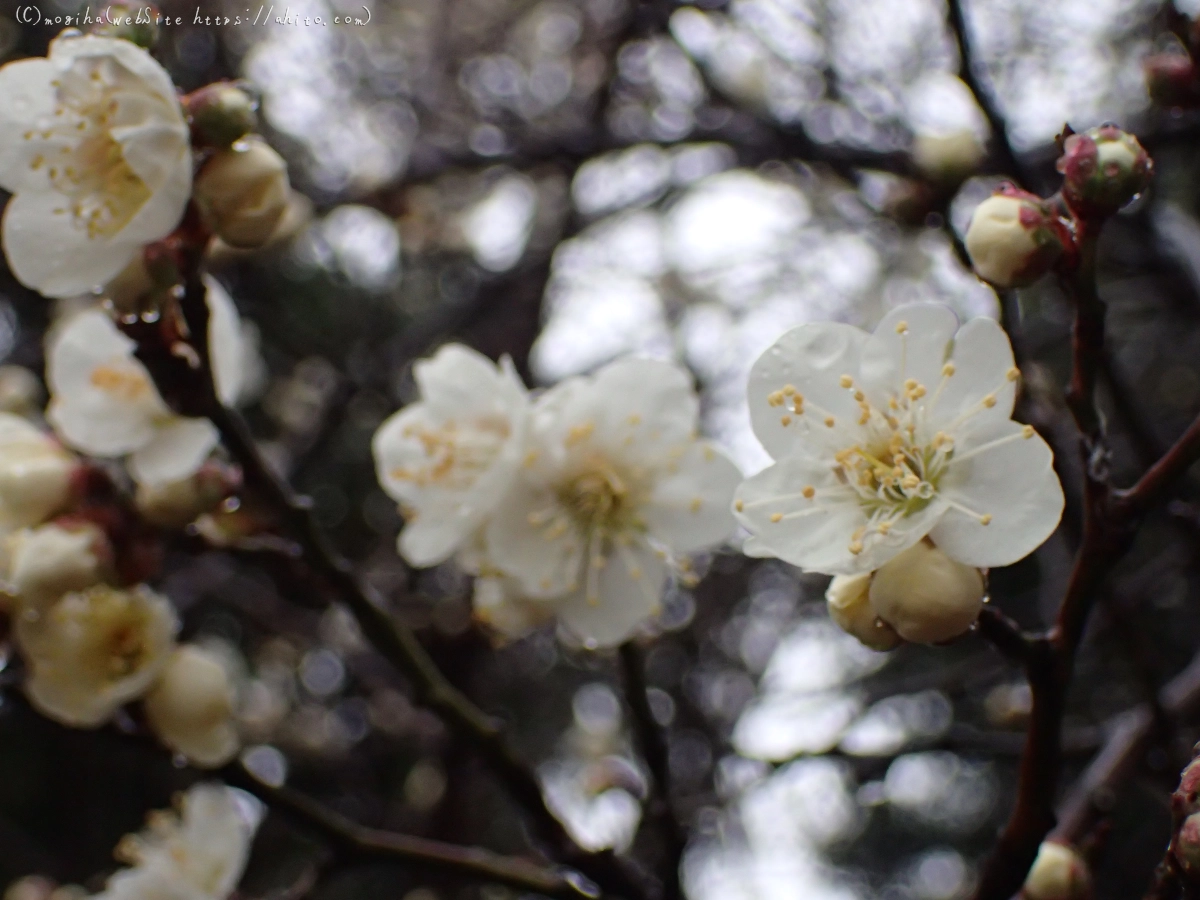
[1,411,239,766]
[99,783,260,900]
[733,303,1064,648]
[373,345,741,648]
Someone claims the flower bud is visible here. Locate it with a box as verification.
[826,572,904,651]
[1145,54,1200,108]
[144,644,239,768]
[135,462,240,529]
[1175,757,1200,819]
[0,365,44,417]
[1175,812,1200,875]
[193,137,290,249]
[0,413,77,529]
[3,522,110,612]
[965,188,1066,288]
[912,129,986,184]
[89,0,161,49]
[868,541,985,644]
[187,82,259,148]
[1057,125,1152,217]
[1021,842,1092,900]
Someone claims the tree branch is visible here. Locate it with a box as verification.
[976,605,1037,663]
[223,763,601,900]
[619,642,685,900]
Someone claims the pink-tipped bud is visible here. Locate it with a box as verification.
[1145,54,1200,108]
[965,186,1066,288]
[1176,812,1200,875]
[186,82,259,149]
[1057,125,1152,217]
[1021,842,1093,900]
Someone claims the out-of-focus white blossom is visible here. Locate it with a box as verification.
[193,136,289,249]
[734,303,1063,576]
[46,279,254,485]
[0,413,77,528]
[912,129,986,183]
[0,34,191,298]
[104,783,260,900]
[2,521,109,612]
[17,584,178,727]
[486,357,740,648]
[867,540,985,643]
[372,344,530,567]
[145,645,239,768]
[825,572,902,651]
[0,365,45,416]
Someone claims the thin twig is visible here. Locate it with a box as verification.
[619,643,685,900]
[222,763,601,900]
[976,605,1037,663]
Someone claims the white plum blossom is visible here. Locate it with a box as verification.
[17,584,178,727]
[103,783,261,900]
[485,358,741,648]
[372,344,530,567]
[144,644,240,768]
[46,278,254,485]
[0,34,191,298]
[0,412,77,528]
[2,521,109,612]
[734,303,1064,577]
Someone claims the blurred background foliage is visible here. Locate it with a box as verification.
[3,0,1200,897]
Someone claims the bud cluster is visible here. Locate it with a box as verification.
[827,541,986,650]
[963,125,1152,289]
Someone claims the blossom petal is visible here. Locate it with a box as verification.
[928,315,1018,434]
[859,303,959,407]
[747,322,869,461]
[417,343,528,417]
[46,311,168,455]
[485,483,583,598]
[0,58,56,193]
[205,276,247,406]
[558,539,667,648]
[50,33,179,103]
[642,441,741,553]
[929,419,1063,567]
[542,358,700,470]
[2,191,137,296]
[129,417,219,485]
[733,453,945,575]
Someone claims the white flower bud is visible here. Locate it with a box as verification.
[0,366,45,417]
[144,644,239,768]
[194,137,290,249]
[0,413,77,529]
[1022,841,1092,900]
[912,129,985,183]
[965,190,1065,288]
[868,541,984,644]
[826,572,903,651]
[1177,812,1200,875]
[135,463,238,529]
[17,584,178,728]
[3,522,109,612]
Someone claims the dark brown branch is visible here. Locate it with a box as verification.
[1054,649,1200,846]
[619,643,685,900]
[222,763,601,900]
[1116,412,1200,519]
[945,0,1029,184]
